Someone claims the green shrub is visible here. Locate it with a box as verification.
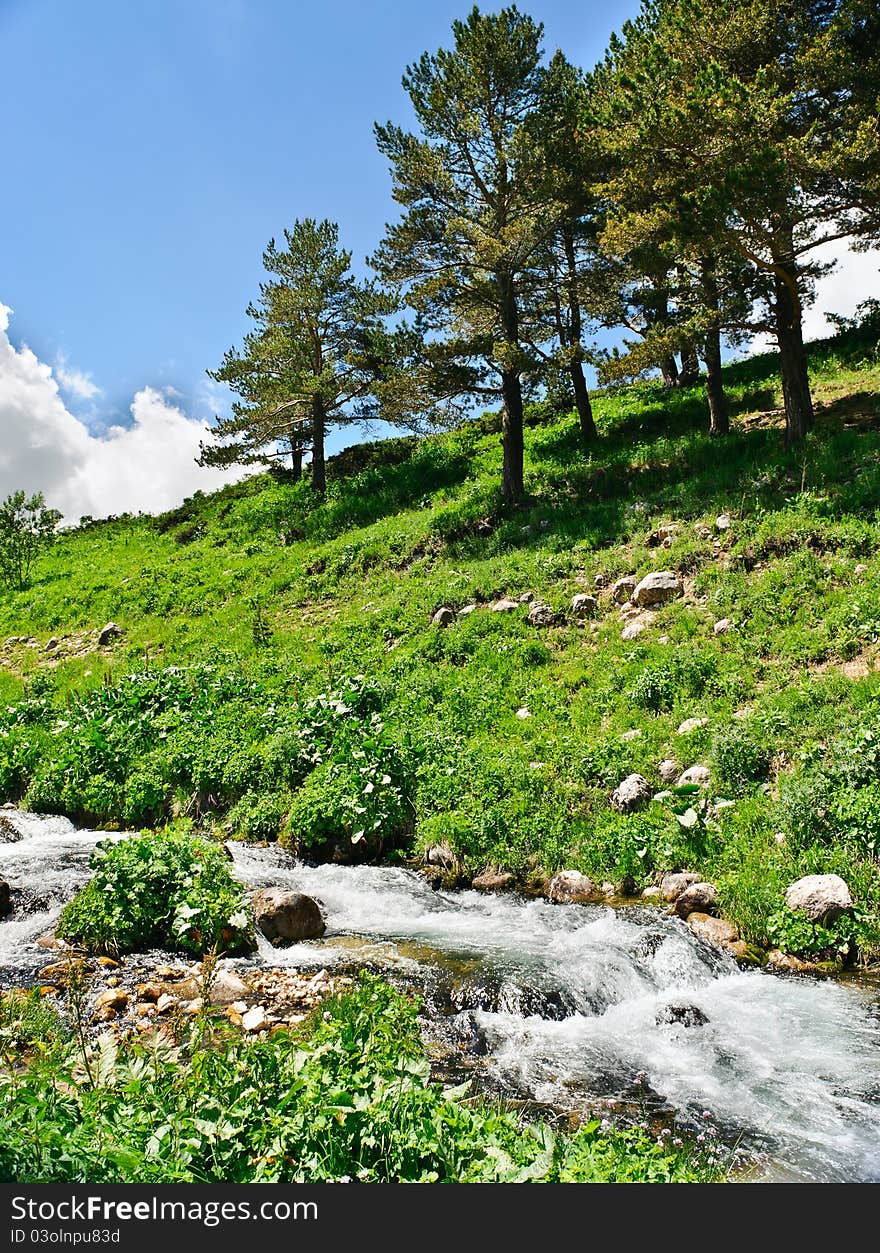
[227,790,287,842]
[56,831,254,956]
[712,725,774,793]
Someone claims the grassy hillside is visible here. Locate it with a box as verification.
[3,318,880,961]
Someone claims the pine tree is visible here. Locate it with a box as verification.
[372,6,554,503]
[201,219,394,495]
[592,0,880,443]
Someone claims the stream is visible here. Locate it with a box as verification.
[2,809,880,1183]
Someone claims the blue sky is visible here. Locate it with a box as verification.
[1,1,639,426]
[0,0,876,518]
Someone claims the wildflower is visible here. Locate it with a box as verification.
[697,1134,706,1143]
[600,1118,611,1129]
[672,1137,683,1146]
[702,1110,712,1119]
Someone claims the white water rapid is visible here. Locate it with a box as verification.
[2,812,879,1182]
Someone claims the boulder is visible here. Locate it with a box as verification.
[715,513,732,531]
[98,622,122,646]
[766,949,815,974]
[492,598,519,613]
[655,1003,709,1028]
[252,888,326,944]
[658,759,679,784]
[677,718,708,735]
[547,870,603,905]
[632,572,682,607]
[458,604,478,616]
[621,620,645,641]
[527,603,556,627]
[784,874,853,924]
[424,841,457,870]
[686,912,738,947]
[593,574,608,589]
[641,886,662,901]
[472,868,514,893]
[713,618,732,635]
[136,979,199,1003]
[432,607,454,626]
[93,988,129,1016]
[673,882,718,918]
[0,879,10,918]
[571,593,599,619]
[241,1005,269,1033]
[208,967,252,1007]
[611,576,637,604]
[610,773,652,813]
[677,765,711,788]
[660,871,701,903]
[519,592,535,603]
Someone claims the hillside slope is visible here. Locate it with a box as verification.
[2,321,880,961]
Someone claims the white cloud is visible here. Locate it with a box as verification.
[0,304,248,522]
[53,354,101,402]
[801,239,880,341]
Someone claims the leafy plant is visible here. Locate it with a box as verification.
[56,831,255,956]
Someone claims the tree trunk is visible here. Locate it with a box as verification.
[679,342,700,387]
[310,395,326,495]
[501,369,525,503]
[660,356,680,388]
[569,361,597,441]
[703,327,729,436]
[560,228,597,442]
[290,437,303,482]
[772,246,814,443]
[498,271,524,504]
[700,258,729,436]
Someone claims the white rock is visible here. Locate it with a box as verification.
[458,604,478,616]
[632,572,682,607]
[715,513,732,530]
[677,718,708,736]
[641,886,663,901]
[621,729,642,741]
[621,621,645,641]
[658,759,679,784]
[713,618,732,635]
[492,598,519,612]
[519,592,535,603]
[515,707,531,719]
[527,603,556,627]
[547,870,602,904]
[785,874,853,923]
[432,607,454,626]
[611,773,652,812]
[241,1005,269,1033]
[677,765,711,788]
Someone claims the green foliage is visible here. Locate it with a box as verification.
[766,906,877,962]
[0,491,61,591]
[56,831,254,957]
[0,975,718,1183]
[712,724,774,793]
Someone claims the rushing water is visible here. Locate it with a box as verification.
[2,810,880,1182]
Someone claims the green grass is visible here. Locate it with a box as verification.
[2,319,880,958]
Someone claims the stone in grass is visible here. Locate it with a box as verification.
[713,618,732,635]
[432,607,455,626]
[686,913,739,948]
[546,870,603,904]
[571,593,599,618]
[660,871,701,902]
[527,603,556,627]
[677,717,708,736]
[677,764,711,788]
[784,874,853,924]
[458,604,478,616]
[472,867,514,893]
[98,622,123,646]
[241,1005,269,1033]
[252,888,325,944]
[658,759,679,784]
[621,620,646,641]
[673,882,718,918]
[492,598,519,613]
[610,773,652,813]
[611,576,637,604]
[715,513,732,531]
[632,572,682,607]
